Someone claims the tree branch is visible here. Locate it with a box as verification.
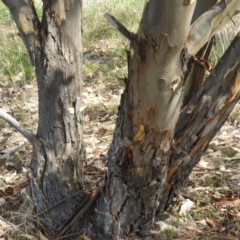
[186,0,240,55]
[2,0,41,65]
[104,13,134,41]
[0,108,38,146]
[159,33,240,211]
[176,31,240,151]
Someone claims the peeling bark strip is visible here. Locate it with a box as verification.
[89,1,197,238]
[2,0,86,230]
[186,0,240,55]
[2,0,41,64]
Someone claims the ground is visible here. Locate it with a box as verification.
[0,1,240,239]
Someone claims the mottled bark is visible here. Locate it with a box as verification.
[86,1,240,239]
[32,0,85,230]
[2,0,40,64]
[88,1,196,238]
[186,0,240,55]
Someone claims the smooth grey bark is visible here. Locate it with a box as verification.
[191,0,218,23]
[2,0,86,231]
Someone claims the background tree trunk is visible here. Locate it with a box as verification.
[2,0,86,231]
[31,0,86,230]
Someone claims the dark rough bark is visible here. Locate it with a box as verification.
[2,0,86,232]
[29,0,86,230]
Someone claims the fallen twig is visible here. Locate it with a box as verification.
[0,108,38,146]
[37,176,105,217]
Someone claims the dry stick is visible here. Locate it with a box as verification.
[180,192,208,205]
[56,195,91,236]
[55,188,101,239]
[37,176,105,217]
[0,108,38,146]
[104,13,134,41]
[55,232,81,240]
[192,56,212,73]
[0,143,25,154]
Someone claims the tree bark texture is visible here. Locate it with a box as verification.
[158,32,240,212]
[87,2,240,239]
[2,0,86,231]
[2,0,240,239]
[88,1,196,238]
[32,0,86,230]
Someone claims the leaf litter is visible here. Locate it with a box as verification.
[1,54,240,240]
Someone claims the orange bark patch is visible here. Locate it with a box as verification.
[167,160,183,182]
[225,69,240,104]
[133,124,145,142]
[128,146,133,159]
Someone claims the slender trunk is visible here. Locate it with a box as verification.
[183,0,217,106]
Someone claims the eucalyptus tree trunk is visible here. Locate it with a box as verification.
[2,0,85,231]
[87,0,240,238]
[90,1,196,237]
